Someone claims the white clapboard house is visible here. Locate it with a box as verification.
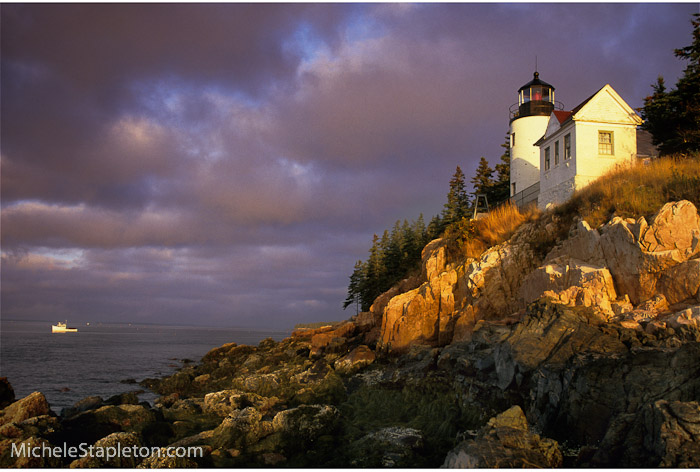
[508,72,653,210]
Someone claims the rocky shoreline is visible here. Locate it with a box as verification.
[1,200,699,468]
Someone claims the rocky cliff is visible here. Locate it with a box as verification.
[1,200,699,468]
[378,200,700,351]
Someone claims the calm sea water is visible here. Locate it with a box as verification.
[0,320,288,413]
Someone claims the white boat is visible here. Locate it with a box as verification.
[52,321,78,333]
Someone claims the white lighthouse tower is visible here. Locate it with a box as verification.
[509,72,561,203]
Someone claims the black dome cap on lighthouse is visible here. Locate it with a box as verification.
[518,71,555,93]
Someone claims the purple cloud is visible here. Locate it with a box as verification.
[1,3,696,329]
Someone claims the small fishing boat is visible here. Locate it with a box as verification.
[52,321,78,333]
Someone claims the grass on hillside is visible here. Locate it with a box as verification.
[444,153,699,262]
[556,153,700,228]
[444,202,539,260]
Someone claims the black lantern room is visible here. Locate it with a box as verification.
[510,72,558,121]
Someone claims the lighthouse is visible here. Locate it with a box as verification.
[509,72,561,202]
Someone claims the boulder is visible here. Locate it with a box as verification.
[105,391,139,406]
[0,414,60,440]
[369,286,403,320]
[545,219,605,266]
[348,426,424,467]
[600,201,700,304]
[520,258,617,318]
[137,447,199,468]
[379,238,461,351]
[201,342,238,362]
[333,345,375,374]
[657,259,700,305]
[309,322,356,355]
[501,300,626,374]
[61,396,103,417]
[0,392,51,427]
[442,406,562,468]
[662,306,700,330]
[0,437,63,468]
[421,238,449,281]
[271,404,339,439]
[211,407,264,449]
[639,200,700,255]
[379,281,447,351]
[69,432,142,468]
[203,390,263,417]
[60,404,157,446]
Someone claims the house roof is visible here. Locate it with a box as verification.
[553,110,572,124]
[636,129,659,157]
[534,83,643,147]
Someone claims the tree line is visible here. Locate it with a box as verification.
[642,13,700,156]
[343,138,511,313]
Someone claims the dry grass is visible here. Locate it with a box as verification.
[445,202,539,259]
[444,153,700,262]
[557,153,700,228]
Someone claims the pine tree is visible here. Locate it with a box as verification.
[470,157,494,202]
[490,134,511,204]
[427,214,444,240]
[642,14,700,155]
[442,166,470,226]
[414,213,427,248]
[385,221,403,282]
[343,260,366,313]
[400,219,417,273]
[361,234,386,311]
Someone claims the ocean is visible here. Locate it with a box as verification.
[0,320,289,413]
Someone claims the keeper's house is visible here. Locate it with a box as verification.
[508,73,656,210]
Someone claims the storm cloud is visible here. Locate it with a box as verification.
[1,3,696,329]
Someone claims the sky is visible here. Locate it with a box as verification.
[1,3,698,331]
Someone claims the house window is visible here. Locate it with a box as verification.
[512,183,516,195]
[564,134,571,160]
[511,133,515,147]
[544,147,551,171]
[554,141,560,166]
[598,131,614,155]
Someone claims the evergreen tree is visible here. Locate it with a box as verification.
[385,221,403,282]
[490,134,511,204]
[470,157,494,203]
[361,234,385,311]
[642,14,700,155]
[427,214,444,241]
[400,219,416,270]
[343,260,366,313]
[414,213,428,248]
[442,166,470,226]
